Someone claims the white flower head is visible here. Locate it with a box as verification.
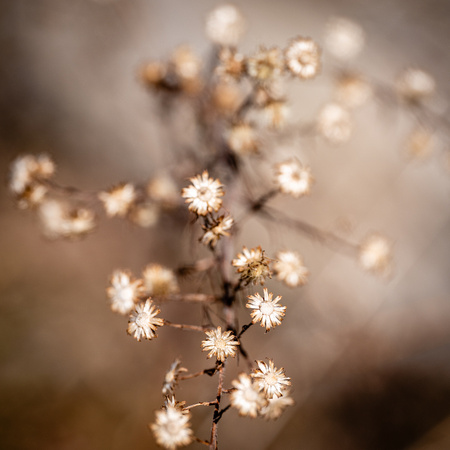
[246,288,286,331]
[260,390,294,420]
[181,171,224,216]
[274,159,314,198]
[232,246,272,285]
[205,4,246,47]
[201,326,239,362]
[98,183,137,218]
[274,250,309,287]
[227,123,259,155]
[396,67,436,103]
[201,215,234,248]
[127,299,164,341]
[359,233,392,276]
[150,400,193,449]
[251,359,291,398]
[107,270,144,315]
[285,37,321,79]
[317,103,352,144]
[247,47,283,82]
[9,154,55,195]
[143,264,179,296]
[325,17,365,60]
[231,373,267,418]
[335,73,372,109]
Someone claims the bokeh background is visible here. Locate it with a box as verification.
[1,0,450,449]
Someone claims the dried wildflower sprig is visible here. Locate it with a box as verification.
[246,288,286,331]
[232,246,272,285]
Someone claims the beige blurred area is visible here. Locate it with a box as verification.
[1,0,450,449]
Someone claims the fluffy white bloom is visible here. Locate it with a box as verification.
[274,159,313,198]
[246,288,286,331]
[359,233,392,275]
[231,373,267,418]
[98,183,137,218]
[143,264,179,296]
[325,17,365,60]
[107,270,144,315]
[202,327,239,362]
[232,246,272,285]
[251,360,291,398]
[205,4,246,47]
[150,400,193,449]
[317,103,352,144]
[127,299,164,341]
[181,171,224,216]
[260,391,294,420]
[396,67,436,102]
[285,37,321,79]
[274,250,309,287]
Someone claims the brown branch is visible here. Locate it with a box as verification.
[209,363,226,450]
[183,401,217,410]
[163,320,211,332]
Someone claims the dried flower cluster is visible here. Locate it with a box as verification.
[9,3,447,449]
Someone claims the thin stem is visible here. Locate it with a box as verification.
[150,293,216,304]
[183,401,217,410]
[209,362,226,450]
[163,320,211,332]
[179,367,218,380]
[195,436,211,446]
[237,321,254,339]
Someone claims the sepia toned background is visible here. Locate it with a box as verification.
[1,0,450,448]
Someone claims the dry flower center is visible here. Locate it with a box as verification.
[260,302,274,315]
[198,186,213,201]
[265,373,278,386]
[136,312,151,327]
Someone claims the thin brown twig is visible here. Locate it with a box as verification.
[163,320,211,332]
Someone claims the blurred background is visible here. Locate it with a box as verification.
[1,0,450,449]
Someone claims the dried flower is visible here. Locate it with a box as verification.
[396,67,435,103]
[274,250,309,287]
[405,127,436,160]
[211,82,242,115]
[143,264,179,296]
[107,270,144,315]
[325,17,365,60]
[201,326,239,362]
[98,183,137,218]
[274,159,313,198]
[170,46,202,94]
[205,4,246,47]
[335,73,372,108]
[216,48,246,80]
[247,47,283,82]
[285,37,321,80]
[201,215,234,248]
[246,288,286,331]
[147,175,179,209]
[259,390,294,420]
[129,202,160,228]
[181,171,224,216]
[359,233,392,275]
[317,103,352,144]
[257,100,290,130]
[38,200,96,239]
[251,359,291,398]
[162,359,187,397]
[230,373,267,418]
[9,154,55,194]
[127,299,164,341]
[150,399,193,449]
[226,123,259,155]
[232,246,272,285]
